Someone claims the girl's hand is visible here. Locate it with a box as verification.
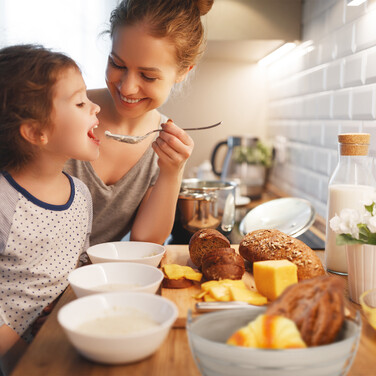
[152,119,194,175]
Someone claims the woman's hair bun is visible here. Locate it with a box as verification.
[196,0,214,16]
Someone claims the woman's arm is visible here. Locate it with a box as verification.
[130,120,194,244]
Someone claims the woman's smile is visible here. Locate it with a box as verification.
[119,93,144,104]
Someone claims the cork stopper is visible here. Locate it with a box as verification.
[338,133,370,156]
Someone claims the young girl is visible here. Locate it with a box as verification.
[65,0,214,246]
[0,44,100,374]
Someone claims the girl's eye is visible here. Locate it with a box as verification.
[141,73,157,82]
[109,56,126,70]
[76,102,85,108]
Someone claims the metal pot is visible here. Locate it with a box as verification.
[177,179,236,234]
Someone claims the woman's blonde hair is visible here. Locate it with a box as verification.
[109,0,214,74]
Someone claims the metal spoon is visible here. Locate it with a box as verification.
[104,121,222,144]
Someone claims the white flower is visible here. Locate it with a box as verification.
[367,216,376,233]
[330,208,360,239]
[329,215,341,232]
[330,197,376,245]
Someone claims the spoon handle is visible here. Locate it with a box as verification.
[152,121,222,134]
[182,121,222,131]
[140,121,223,136]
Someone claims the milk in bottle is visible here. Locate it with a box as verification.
[325,133,376,274]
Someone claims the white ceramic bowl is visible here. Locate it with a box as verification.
[187,307,361,376]
[87,241,166,267]
[58,292,178,364]
[68,262,164,298]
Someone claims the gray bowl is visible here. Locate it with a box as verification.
[186,307,361,376]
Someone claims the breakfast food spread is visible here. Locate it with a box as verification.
[239,229,325,280]
[201,247,245,281]
[266,276,345,346]
[189,229,230,268]
[227,314,306,349]
[253,260,298,301]
[162,264,202,289]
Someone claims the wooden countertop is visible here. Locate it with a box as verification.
[10,245,376,376]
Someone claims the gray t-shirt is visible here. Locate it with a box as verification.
[64,114,168,245]
[0,172,92,337]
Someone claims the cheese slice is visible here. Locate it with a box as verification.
[162,264,202,281]
[253,260,298,301]
[229,286,267,305]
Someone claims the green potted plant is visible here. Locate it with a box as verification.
[232,140,274,198]
[232,140,274,168]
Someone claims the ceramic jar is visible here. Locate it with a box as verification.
[346,244,376,304]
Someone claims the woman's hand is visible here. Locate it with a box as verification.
[131,119,193,243]
[152,119,194,176]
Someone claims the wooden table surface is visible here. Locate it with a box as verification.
[11,246,376,376]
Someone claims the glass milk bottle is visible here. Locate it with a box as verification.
[325,133,376,275]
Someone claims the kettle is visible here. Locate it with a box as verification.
[210,135,266,198]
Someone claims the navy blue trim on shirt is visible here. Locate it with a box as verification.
[1,171,75,211]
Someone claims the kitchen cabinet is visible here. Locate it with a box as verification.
[204,0,302,62]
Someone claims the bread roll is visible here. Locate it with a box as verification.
[162,277,194,289]
[189,229,230,268]
[201,248,245,280]
[266,276,345,346]
[239,229,325,280]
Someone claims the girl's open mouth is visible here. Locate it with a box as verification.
[88,125,100,145]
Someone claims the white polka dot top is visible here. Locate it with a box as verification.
[0,172,92,337]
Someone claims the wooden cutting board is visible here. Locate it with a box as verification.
[161,244,257,328]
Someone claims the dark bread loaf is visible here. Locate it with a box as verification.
[162,277,194,289]
[189,229,230,268]
[266,276,345,346]
[239,229,325,280]
[201,248,245,280]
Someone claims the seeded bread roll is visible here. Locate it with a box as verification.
[201,248,245,280]
[239,229,325,281]
[189,229,230,268]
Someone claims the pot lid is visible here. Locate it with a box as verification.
[239,198,316,238]
[180,179,236,193]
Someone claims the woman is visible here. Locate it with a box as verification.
[65,0,214,245]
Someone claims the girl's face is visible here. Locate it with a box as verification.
[44,67,100,161]
[106,23,188,119]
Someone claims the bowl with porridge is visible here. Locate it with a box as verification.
[69,262,164,298]
[57,291,178,364]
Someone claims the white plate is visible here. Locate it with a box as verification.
[239,197,315,237]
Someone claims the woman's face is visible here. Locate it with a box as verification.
[106,23,187,119]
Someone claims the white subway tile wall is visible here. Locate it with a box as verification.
[266,0,376,219]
